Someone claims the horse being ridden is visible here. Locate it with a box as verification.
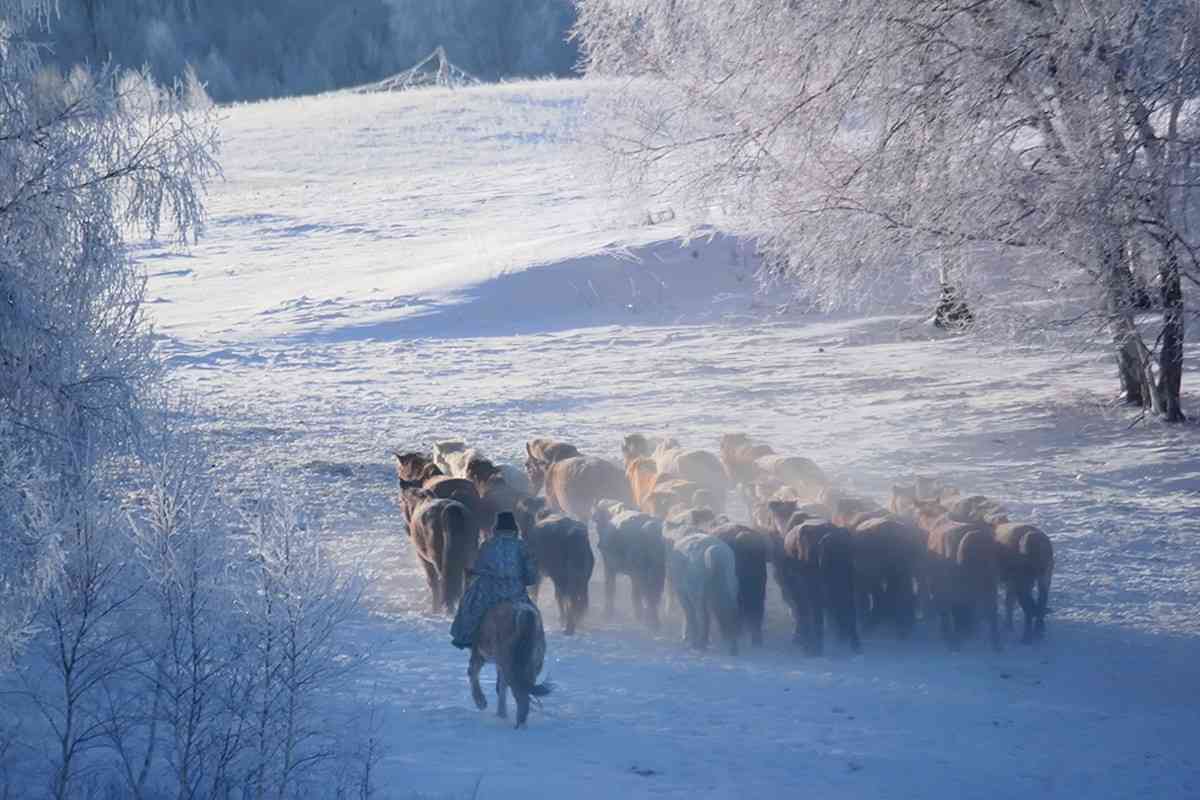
[452,511,551,727]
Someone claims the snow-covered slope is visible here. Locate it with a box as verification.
[141,80,1199,799]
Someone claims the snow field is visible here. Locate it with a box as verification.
[142,79,1199,798]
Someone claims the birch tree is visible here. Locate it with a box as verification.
[575,0,1200,421]
[0,0,220,663]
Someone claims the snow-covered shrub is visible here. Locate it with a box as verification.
[232,479,367,799]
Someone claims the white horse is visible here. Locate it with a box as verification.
[667,533,740,655]
[432,439,533,495]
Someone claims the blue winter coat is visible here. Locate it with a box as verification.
[450,531,539,647]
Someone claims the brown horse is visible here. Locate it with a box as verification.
[753,453,828,498]
[524,438,580,469]
[468,600,552,728]
[916,503,1001,652]
[945,494,1010,526]
[718,433,776,484]
[993,522,1054,643]
[847,515,922,637]
[393,450,442,483]
[527,455,632,519]
[765,499,831,538]
[773,519,860,656]
[398,476,487,539]
[399,486,475,613]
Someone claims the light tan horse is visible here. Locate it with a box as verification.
[625,457,659,509]
[468,600,552,728]
[527,455,632,518]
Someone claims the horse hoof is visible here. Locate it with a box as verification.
[473,696,487,711]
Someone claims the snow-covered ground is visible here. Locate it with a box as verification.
[141,80,1199,798]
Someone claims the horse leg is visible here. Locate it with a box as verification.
[750,603,763,647]
[783,585,804,646]
[940,607,959,651]
[469,648,486,710]
[839,584,861,655]
[890,576,915,639]
[495,665,509,720]
[421,560,442,614]
[1015,576,1036,645]
[697,591,711,651]
[555,581,573,635]
[1005,581,1018,632]
[514,685,531,729]
[1034,572,1051,640]
[984,582,1001,652]
[604,565,617,619]
[646,582,662,631]
[808,580,825,657]
[678,593,694,647]
[631,578,645,625]
[856,581,875,631]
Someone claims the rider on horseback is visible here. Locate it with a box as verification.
[451,511,539,649]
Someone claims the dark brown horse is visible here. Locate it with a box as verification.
[590,500,667,629]
[993,522,1054,643]
[847,515,922,637]
[513,497,595,635]
[772,518,860,656]
[398,476,487,539]
[711,523,770,646]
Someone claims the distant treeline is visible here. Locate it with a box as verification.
[33,0,579,103]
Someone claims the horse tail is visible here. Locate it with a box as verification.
[441,501,470,611]
[511,604,552,698]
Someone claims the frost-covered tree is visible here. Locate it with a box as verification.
[0,0,220,664]
[575,0,1200,422]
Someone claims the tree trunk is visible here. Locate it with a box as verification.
[1157,243,1187,423]
[1105,243,1153,406]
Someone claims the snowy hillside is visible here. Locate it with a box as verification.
[140,79,1199,799]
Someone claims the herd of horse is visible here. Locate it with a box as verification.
[392,433,1056,727]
